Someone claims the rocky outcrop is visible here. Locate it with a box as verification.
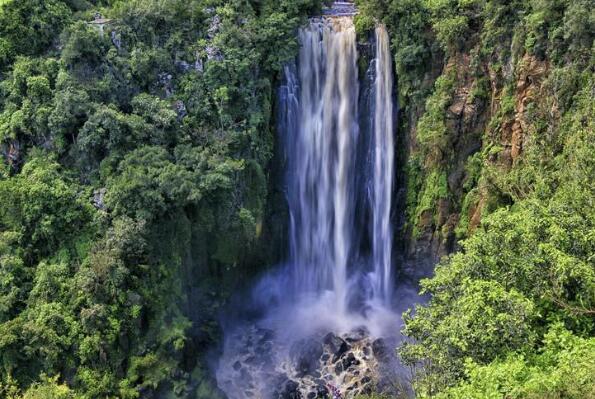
[1,140,21,169]
[403,49,549,269]
[499,54,548,166]
[403,52,487,275]
[217,325,405,399]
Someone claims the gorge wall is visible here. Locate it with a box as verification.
[351,0,591,284]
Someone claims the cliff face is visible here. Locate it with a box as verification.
[401,51,550,279]
[377,0,590,286]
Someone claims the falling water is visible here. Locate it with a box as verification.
[216,15,401,399]
[285,19,396,310]
[371,25,395,304]
[286,17,359,315]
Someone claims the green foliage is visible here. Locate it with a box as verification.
[354,13,376,36]
[0,0,320,396]
[412,170,449,236]
[0,0,72,69]
[401,79,595,394]
[454,152,483,238]
[0,154,93,261]
[0,57,61,142]
[422,0,485,52]
[432,325,595,399]
[12,375,82,399]
[416,70,456,153]
[104,145,243,220]
[1,0,592,397]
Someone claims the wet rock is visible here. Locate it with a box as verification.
[316,384,329,397]
[207,14,221,39]
[258,328,275,343]
[110,31,121,49]
[218,322,392,398]
[290,339,323,377]
[240,368,252,383]
[280,380,301,399]
[323,332,350,361]
[345,326,369,342]
[245,355,256,364]
[256,341,272,355]
[195,53,204,72]
[270,373,289,387]
[372,338,390,362]
[360,384,373,395]
[2,140,21,168]
[341,353,359,370]
[205,45,223,61]
[175,60,192,72]
[158,72,174,97]
[93,188,107,210]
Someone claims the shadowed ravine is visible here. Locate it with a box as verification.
[216,9,413,399]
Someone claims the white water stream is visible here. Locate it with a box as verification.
[216,13,399,399]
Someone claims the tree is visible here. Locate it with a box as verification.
[0,0,72,69]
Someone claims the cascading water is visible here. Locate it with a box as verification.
[216,11,406,399]
[371,26,395,305]
[284,18,395,312]
[287,17,359,316]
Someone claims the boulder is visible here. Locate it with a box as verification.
[341,352,359,370]
[345,326,369,343]
[372,338,390,362]
[290,339,323,377]
[280,380,301,399]
[323,332,350,361]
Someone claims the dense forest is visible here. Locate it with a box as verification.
[0,0,593,398]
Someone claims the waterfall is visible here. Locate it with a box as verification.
[283,19,395,311]
[371,25,395,304]
[286,17,359,315]
[216,15,401,399]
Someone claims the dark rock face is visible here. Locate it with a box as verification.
[345,326,369,343]
[323,333,350,361]
[93,188,107,210]
[341,352,359,370]
[372,338,390,362]
[290,339,324,377]
[280,380,301,399]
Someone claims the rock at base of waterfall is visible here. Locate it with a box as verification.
[290,339,323,377]
[323,332,350,361]
[217,324,404,399]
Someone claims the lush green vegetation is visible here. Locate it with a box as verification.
[0,0,322,397]
[1,0,593,398]
[357,0,595,397]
